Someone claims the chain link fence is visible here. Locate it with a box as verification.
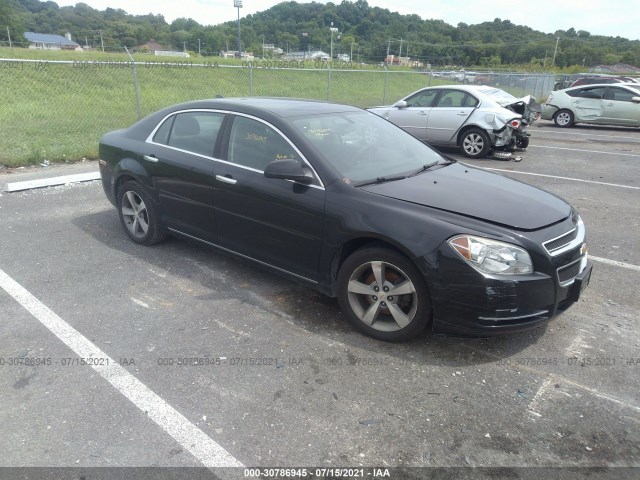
[0,57,554,166]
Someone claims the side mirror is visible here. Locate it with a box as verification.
[264,158,314,184]
[632,96,640,103]
[393,100,408,109]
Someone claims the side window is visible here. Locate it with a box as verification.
[435,91,467,108]
[228,116,298,171]
[606,87,636,102]
[164,111,224,157]
[461,94,479,108]
[406,90,438,107]
[152,116,174,145]
[573,87,606,99]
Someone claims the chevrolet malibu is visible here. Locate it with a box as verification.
[99,98,592,341]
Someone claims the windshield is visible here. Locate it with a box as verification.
[289,111,445,184]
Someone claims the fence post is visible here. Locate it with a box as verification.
[383,66,388,104]
[124,46,141,120]
[327,63,332,101]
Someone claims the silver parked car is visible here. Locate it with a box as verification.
[368,85,541,158]
[542,83,640,128]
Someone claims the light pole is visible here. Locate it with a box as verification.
[234,0,243,57]
[329,22,338,62]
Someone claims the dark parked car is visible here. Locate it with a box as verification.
[99,98,592,341]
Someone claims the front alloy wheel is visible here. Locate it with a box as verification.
[337,246,431,341]
[460,128,491,158]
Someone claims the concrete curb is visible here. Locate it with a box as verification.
[2,172,101,193]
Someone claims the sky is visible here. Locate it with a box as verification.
[53,0,640,41]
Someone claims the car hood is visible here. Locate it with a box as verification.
[495,95,542,124]
[360,163,570,230]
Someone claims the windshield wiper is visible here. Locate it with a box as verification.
[409,161,439,177]
[354,174,407,187]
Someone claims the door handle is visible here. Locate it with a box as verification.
[417,111,427,116]
[143,154,158,163]
[216,175,237,185]
[457,111,468,116]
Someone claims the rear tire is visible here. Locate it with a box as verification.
[516,136,530,149]
[459,128,491,158]
[336,246,431,341]
[553,109,574,128]
[117,181,168,245]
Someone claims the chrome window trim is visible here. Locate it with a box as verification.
[145,108,325,189]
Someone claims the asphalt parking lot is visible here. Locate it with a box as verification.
[0,119,638,479]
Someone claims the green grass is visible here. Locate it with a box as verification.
[0,47,552,167]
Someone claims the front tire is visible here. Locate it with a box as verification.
[553,109,574,128]
[337,246,431,341]
[460,128,491,158]
[117,181,168,245]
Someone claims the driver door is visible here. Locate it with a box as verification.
[386,89,439,140]
[212,115,326,281]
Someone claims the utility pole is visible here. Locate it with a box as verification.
[234,0,243,57]
[7,26,12,47]
[183,41,186,52]
[552,36,560,66]
[329,22,338,61]
[399,38,403,58]
[198,38,201,55]
[386,38,391,60]
[350,41,353,62]
[99,29,104,53]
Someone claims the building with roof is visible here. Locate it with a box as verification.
[24,32,82,51]
[284,50,330,61]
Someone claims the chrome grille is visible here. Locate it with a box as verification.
[544,228,578,254]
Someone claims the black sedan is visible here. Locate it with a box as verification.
[99,98,592,341]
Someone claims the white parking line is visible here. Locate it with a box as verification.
[483,167,639,190]
[528,145,640,157]
[0,267,243,469]
[589,256,640,272]
[535,130,640,142]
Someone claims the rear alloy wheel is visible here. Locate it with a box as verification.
[337,246,431,341]
[117,181,168,245]
[553,109,574,128]
[460,128,491,158]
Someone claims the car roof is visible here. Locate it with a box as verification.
[162,97,362,118]
[565,83,640,91]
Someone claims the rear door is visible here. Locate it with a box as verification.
[602,86,640,126]
[425,90,478,144]
[144,110,225,242]
[386,89,439,140]
[569,86,606,122]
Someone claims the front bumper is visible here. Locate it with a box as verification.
[420,238,592,336]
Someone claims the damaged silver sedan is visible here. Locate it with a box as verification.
[368,85,541,158]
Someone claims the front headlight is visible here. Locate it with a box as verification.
[448,235,533,275]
